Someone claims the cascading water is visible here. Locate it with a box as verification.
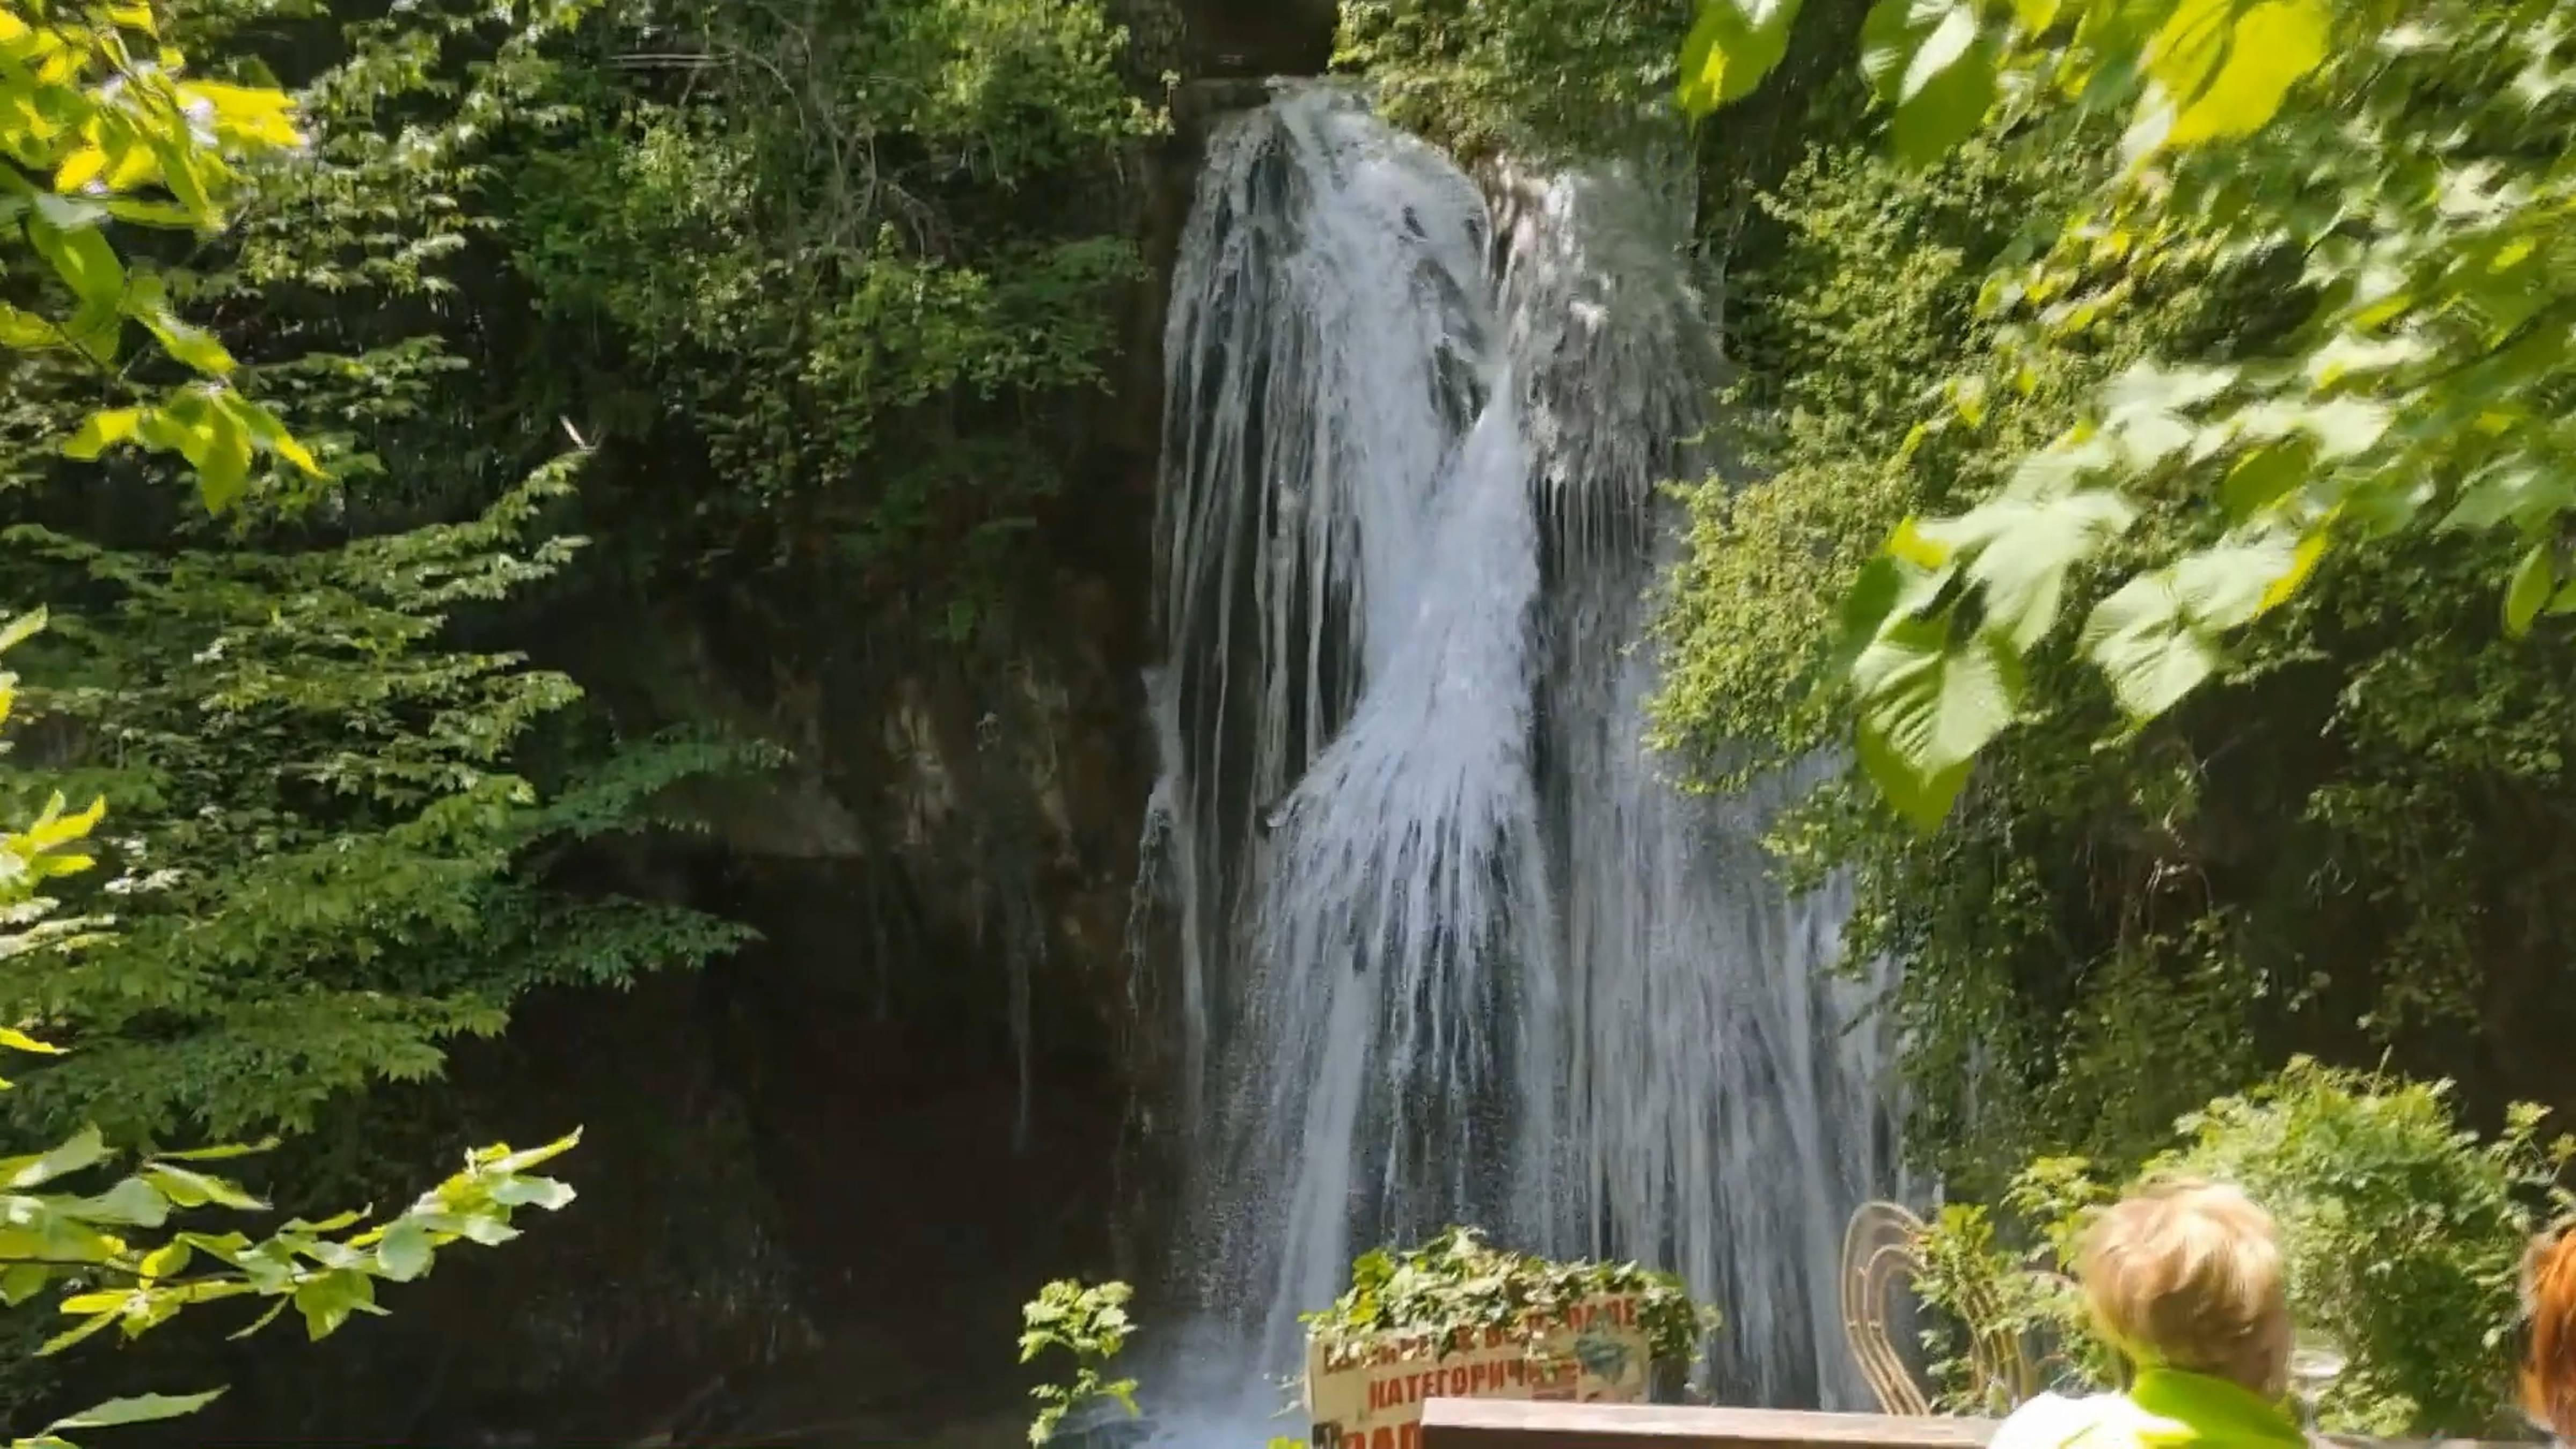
[1138,83,1903,1426]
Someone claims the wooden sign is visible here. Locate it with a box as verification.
[1305,1293,1658,1449]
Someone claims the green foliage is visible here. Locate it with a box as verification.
[1018,1279,1138,1447]
[1678,0,2576,830]
[1302,1227,1717,1373]
[0,0,767,1153]
[0,460,761,1141]
[0,1117,582,1449]
[496,0,1163,615]
[1338,0,1693,158]
[0,614,577,1449]
[1655,20,2576,1189]
[1913,1062,2572,1436]
[0,0,323,510]
[20,1128,580,1357]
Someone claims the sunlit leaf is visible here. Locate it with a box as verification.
[23,209,123,313]
[374,1219,434,1281]
[74,1175,169,1227]
[2219,438,2315,521]
[44,1389,225,1431]
[62,407,143,460]
[0,1027,63,1056]
[2505,543,2552,638]
[2143,0,2332,148]
[143,1162,266,1211]
[5,1126,108,1189]
[0,1262,53,1305]
[1679,0,1807,117]
[1851,613,2021,829]
[2083,572,2221,719]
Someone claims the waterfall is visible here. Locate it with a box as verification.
[1140,84,1903,1423]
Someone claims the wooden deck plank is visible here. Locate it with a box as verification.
[1418,1401,1999,1449]
[1413,1400,2530,1449]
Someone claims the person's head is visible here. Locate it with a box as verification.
[2076,1178,2293,1398]
[2521,1226,2576,1438]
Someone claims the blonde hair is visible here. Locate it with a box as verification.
[2076,1179,2292,1395]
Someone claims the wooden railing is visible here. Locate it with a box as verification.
[1418,1402,1998,1449]
[1416,1401,2532,1449]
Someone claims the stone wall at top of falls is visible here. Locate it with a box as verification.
[1133,82,1905,1419]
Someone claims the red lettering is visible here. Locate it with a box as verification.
[1342,1435,1365,1449]
[1401,1424,1421,1449]
[1372,1430,1395,1449]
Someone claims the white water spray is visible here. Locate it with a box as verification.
[1140,84,1901,1423]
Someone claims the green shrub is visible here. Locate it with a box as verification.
[1914,1060,2571,1437]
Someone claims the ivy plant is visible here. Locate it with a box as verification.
[1301,1228,1718,1377]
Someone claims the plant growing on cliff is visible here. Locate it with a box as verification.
[1019,1278,1139,1446]
[496,0,1167,632]
[1912,1061,2572,1437]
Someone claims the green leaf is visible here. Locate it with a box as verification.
[375,1219,434,1281]
[1862,0,1999,164]
[1678,0,1807,117]
[2505,543,2552,638]
[488,1173,576,1210]
[2143,0,2331,148]
[0,1026,63,1055]
[1831,555,1908,676]
[2083,572,2220,719]
[0,1263,50,1305]
[143,1163,266,1211]
[2078,536,2309,721]
[292,1269,377,1340]
[150,1138,279,1163]
[2219,438,2315,521]
[2009,0,2059,33]
[134,305,235,377]
[44,1389,225,1431]
[39,1311,118,1356]
[5,1127,108,1189]
[0,303,58,347]
[2174,533,2306,633]
[72,1176,169,1227]
[23,210,125,314]
[62,407,143,461]
[1850,613,2021,829]
[1922,488,2137,650]
[2440,466,2575,535]
[226,1297,291,1341]
[475,1129,582,1176]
